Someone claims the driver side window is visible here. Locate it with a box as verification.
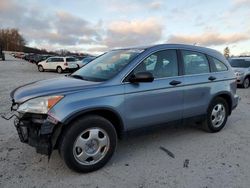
[133,50,178,79]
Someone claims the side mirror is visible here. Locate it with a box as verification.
[129,72,154,83]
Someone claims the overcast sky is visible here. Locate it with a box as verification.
[0,0,250,55]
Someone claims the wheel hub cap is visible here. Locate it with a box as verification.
[85,139,99,154]
[73,128,110,165]
[211,104,226,128]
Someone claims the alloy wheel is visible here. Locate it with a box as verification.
[73,128,110,165]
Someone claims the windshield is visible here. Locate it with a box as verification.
[72,49,143,82]
[229,59,250,68]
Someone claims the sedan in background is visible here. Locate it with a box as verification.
[229,57,250,88]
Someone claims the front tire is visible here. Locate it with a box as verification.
[38,65,44,72]
[60,115,117,173]
[202,97,229,133]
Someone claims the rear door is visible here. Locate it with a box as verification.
[124,49,184,130]
[54,57,64,69]
[180,50,213,118]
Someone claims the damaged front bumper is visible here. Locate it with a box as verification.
[2,109,61,156]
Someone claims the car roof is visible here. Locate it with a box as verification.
[114,43,226,63]
[115,43,218,53]
[229,57,250,60]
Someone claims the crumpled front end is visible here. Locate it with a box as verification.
[7,100,62,156]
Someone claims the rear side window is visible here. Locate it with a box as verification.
[210,57,228,72]
[182,50,210,75]
[48,58,63,62]
[55,58,64,62]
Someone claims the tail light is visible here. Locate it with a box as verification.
[64,62,68,66]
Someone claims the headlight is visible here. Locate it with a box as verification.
[17,96,63,114]
[234,71,244,76]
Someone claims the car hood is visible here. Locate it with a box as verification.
[11,77,101,103]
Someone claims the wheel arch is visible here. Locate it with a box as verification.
[245,74,250,80]
[55,108,125,149]
[209,92,233,115]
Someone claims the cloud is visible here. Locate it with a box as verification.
[233,0,250,8]
[106,0,163,13]
[104,18,163,48]
[0,0,101,47]
[167,32,250,46]
[54,11,99,37]
[149,1,162,9]
[0,0,164,52]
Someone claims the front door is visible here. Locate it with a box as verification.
[124,49,184,130]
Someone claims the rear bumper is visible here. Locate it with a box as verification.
[13,113,61,155]
[232,94,239,111]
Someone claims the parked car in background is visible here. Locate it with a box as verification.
[31,54,52,64]
[229,57,250,88]
[24,53,35,62]
[0,46,5,61]
[37,56,78,73]
[14,53,25,59]
[77,56,96,67]
[7,44,239,173]
[36,55,52,64]
[74,55,88,61]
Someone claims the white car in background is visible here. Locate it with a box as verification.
[37,56,79,73]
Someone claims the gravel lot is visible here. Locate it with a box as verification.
[0,54,250,188]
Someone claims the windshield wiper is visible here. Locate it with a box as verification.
[70,74,84,80]
[70,74,105,82]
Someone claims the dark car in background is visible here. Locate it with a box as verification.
[33,55,52,64]
[24,54,52,64]
[77,56,96,67]
[229,57,250,88]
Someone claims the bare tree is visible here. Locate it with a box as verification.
[0,28,26,51]
[224,47,230,59]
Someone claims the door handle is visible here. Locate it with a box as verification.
[169,80,182,86]
[208,76,216,81]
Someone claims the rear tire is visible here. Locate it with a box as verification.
[57,66,63,74]
[242,77,249,88]
[38,65,44,72]
[60,115,117,173]
[202,97,229,133]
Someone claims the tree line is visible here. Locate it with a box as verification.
[0,28,88,56]
[0,28,26,51]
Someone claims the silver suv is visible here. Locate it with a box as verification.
[4,44,239,173]
[229,57,250,88]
